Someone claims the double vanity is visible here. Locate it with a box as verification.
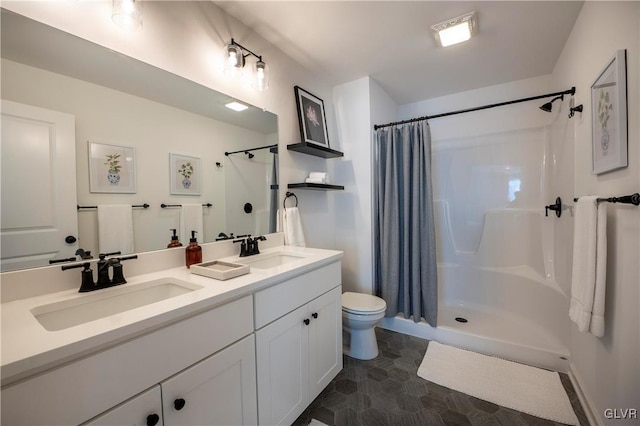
[1,235,343,425]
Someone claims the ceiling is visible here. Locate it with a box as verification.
[215,1,584,105]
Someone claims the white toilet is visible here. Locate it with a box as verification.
[342,292,387,360]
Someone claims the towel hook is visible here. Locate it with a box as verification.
[283,191,298,209]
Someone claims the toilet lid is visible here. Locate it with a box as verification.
[342,292,386,313]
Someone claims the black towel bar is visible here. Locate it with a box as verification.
[77,204,150,210]
[573,193,639,206]
[161,203,213,208]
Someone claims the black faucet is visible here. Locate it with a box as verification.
[234,238,249,257]
[545,197,563,217]
[96,252,121,288]
[247,236,267,256]
[75,248,93,260]
[62,251,138,292]
[48,248,94,265]
[233,235,267,257]
[215,232,236,241]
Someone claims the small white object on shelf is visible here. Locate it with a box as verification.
[305,172,330,184]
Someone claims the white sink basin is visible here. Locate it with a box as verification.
[238,252,308,270]
[31,278,203,331]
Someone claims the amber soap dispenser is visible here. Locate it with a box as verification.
[185,230,202,268]
[167,229,183,248]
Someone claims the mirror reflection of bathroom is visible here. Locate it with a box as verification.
[0,10,278,271]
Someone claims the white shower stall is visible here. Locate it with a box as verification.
[380,78,574,371]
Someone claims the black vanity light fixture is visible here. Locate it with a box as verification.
[431,11,477,47]
[111,0,142,32]
[224,38,269,91]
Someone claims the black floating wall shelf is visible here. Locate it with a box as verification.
[287,142,344,159]
[287,183,344,191]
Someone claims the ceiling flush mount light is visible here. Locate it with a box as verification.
[112,0,142,32]
[224,38,269,91]
[431,11,477,47]
[225,100,249,112]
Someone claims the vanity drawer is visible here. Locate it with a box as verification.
[254,261,341,329]
[1,295,253,426]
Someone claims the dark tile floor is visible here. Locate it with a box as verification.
[294,328,589,426]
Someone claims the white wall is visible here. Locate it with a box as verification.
[2,0,338,251]
[551,2,640,423]
[332,77,396,294]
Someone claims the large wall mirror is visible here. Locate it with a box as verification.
[0,9,279,272]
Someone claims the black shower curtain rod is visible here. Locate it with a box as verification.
[373,87,576,130]
[225,144,278,156]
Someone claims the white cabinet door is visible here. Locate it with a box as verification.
[1,99,78,270]
[256,304,310,426]
[162,335,257,426]
[308,286,343,400]
[82,386,163,426]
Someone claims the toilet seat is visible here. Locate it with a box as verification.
[342,292,386,315]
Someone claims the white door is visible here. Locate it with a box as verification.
[82,385,163,426]
[308,286,343,400]
[1,100,78,270]
[256,304,310,426]
[162,335,257,426]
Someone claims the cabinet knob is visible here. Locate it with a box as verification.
[146,413,160,426]
[303,318,310,325]
[312,312,318,319]
[174,398,186,411]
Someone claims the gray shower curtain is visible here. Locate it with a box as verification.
[373,120,438,326]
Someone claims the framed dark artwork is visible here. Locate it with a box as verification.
[591,49,627,174]
[294,85,330,147]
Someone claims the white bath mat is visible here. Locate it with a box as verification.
[417,341,579,425]
[308,419,329,426]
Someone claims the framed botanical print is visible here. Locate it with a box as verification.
[89,142,136,193]
[170,153,201,195]
[591,49,627,174]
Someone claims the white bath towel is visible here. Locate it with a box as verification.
[279,207,305,247]
[180,204,203,244]
[569,196,607,337]
[97,204,134,255]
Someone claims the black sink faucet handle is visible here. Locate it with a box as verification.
[234,238,248,257]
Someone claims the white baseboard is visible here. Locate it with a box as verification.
[568,362,600,426]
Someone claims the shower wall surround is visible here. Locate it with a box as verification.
[374,75,574,370]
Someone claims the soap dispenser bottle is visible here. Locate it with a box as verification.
[185,230,202,268]
[167,229,183,248]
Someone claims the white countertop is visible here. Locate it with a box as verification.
[1,245,342,386]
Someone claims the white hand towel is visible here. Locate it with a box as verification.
[569,196,607,337]
[97,204,134,255]
[281,207,305,247]
[180,204,203,244]
[305,177,327,184]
